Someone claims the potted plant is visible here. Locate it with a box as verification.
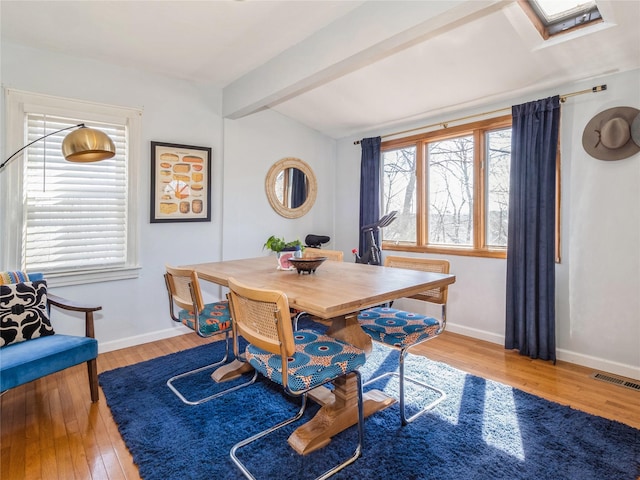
[264,236,304,270]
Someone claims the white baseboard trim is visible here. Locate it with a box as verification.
[98,325,191,354]
[555,349,640,381]
[446,323,503,345]
[446,322,639,381]
[99,323,639,381]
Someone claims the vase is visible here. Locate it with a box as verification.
[276,246,301,270]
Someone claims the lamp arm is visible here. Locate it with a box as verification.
[0,123,85,172]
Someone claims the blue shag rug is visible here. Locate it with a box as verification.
[99,321,640,480]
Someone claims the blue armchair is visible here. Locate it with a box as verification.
[0,271,102,402]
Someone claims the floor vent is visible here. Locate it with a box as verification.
[591,373,640,391]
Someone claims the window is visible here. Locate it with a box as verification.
[1,89,141,286]
[519,0,602,39]
[381,116,512,258]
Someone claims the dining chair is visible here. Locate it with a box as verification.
[227,277,366,480]
[303,247,344,262]
[357,256,450,425]
[164,265,256,405]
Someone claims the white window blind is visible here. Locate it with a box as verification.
[24,114,128,273]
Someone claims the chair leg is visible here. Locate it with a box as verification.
[398,349,446,425]
[230,371,365,480]
[231,395,308,479]
[292,310,309,330]
[364,349,446,426]
[87,358,99,402]
[167,334,257,405]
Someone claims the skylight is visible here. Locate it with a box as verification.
[520,0,603,39]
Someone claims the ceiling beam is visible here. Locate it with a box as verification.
[222,0,505,120]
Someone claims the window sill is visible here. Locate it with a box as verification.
[382,243,507,259]
[44,266,142,288]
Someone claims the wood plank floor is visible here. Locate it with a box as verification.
[2,331,638,480]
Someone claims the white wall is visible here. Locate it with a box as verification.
[1,42,227,350]
[558,70,640,375]
[334,68,640,379]
[1,42,338,352]
[222,111,337,261]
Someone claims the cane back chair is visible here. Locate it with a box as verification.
[164,265,255,405]
[357,256,450,425]
[303,247,344,262]
[227,277,366,480]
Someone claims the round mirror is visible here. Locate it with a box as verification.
[265,157,317,219]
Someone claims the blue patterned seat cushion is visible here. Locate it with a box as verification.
[245,329,366,392]
[358,307,441,348]
[178,301,231,335]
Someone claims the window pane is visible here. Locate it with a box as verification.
[428,136,473,246]
[24,114,128,273]
[485,128,511,247]
[532,0,597,23]
[382,146,416,243]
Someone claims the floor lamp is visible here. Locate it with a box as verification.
[0,123,116,172]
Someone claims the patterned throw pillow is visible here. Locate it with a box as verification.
[0,280,55,347]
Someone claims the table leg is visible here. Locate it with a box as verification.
[288,373,395,455]
[325,313,372,353]
[211,359,253,382]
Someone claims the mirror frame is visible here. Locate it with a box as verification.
[265,157,317,219]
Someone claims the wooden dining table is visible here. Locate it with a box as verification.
[185,255,456,454]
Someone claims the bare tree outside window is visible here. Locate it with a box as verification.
[486,128,511,247]
[379,115,516,258]
[428,136,474,245]
[382,146,416,242]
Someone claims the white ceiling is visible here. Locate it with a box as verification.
[2,0,639,139]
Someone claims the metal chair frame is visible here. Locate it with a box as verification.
[361,256,450,425]
[362,309,447,425]
[164,267,256,405]
[227,277,365,480]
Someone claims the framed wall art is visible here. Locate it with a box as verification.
[150,141,212,223]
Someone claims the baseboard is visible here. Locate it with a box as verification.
[446,322,639,380]
[99,322,639,381]
[446,322,503,344]
[98,325,191,354]
[555,348,640,381]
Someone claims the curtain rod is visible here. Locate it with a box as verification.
[353,84,607,145]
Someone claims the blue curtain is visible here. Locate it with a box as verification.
[290,168,307,208]
[505,96,560,362]
[359,137,381,255]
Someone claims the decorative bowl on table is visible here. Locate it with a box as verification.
[288,257,327,274]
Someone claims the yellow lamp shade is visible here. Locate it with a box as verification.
[62,127,116,163]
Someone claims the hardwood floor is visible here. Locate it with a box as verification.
[2,331,638,479]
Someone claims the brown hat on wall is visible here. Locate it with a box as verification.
[582,106,640,161]
[632,112,640,148]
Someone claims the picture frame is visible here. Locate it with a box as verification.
[150,141,212,223]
